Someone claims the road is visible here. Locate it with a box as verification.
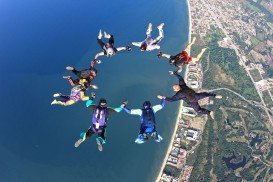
[201,0,273,125]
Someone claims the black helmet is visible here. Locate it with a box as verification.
[143,101,151,109]
[99,98,107,106]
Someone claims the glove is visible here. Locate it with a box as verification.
[90,92,96,100]
[121,99,128,108]
[169,71,177,75]
[157,51,162,58]
[95,59,102,64]
[126,45,132,51]
[86,100,93,107]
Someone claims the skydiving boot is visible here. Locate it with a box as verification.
[53,93,61,97]
[135,134,146,144]
[63,76,71,79]
[75,132,86,148]
[146,23,152,36]
[74,139,83,148]
[143,133,148,142]
[104,31,111,39]
[66,66,74,71]
[151,132,163,142]
[98,29,103,39]
[51,100,65,106]
[157,23,164,30]
[96,138,103,151]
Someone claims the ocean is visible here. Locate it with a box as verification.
[0,0,188,181]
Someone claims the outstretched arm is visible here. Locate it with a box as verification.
[107,106,124,115]
[123,106,142,116]
[116,45,131,52]
[162,53,171,59]
[85,92,96,109]
[171,71,186,86]
[132,42,142,47]
[158,94,181,102]
[116,46,126,52]
[86,99,96,110]
[152,99,166,113]
[94,51,105,59]
[90,59,97,68]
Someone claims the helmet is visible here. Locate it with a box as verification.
[90,68,98,76]
[143,101,151,109]
[107,48,114,56]
[140,43,147,51]
[99,98,107,107]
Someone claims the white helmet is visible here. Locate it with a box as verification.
[107,48,114,56]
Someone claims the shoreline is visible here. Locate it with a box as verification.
[155,0,192,181]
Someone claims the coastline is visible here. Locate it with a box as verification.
[155,0,192,181]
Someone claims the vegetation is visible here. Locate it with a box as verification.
[202,27,261,102]
[249,69,262,82]
[189,119,213,182]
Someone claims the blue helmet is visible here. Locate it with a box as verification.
[143,101,151,109]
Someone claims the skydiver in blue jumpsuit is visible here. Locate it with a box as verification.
[122,99,165,144]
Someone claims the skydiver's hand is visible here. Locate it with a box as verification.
[157,51,162,58]
[90,92,96,100]
[157,95,166,100]
[66,66,74,71]
[121,99,128,108]
[95,59,102,64]
[126,45,132,51]
[169,71,178,75]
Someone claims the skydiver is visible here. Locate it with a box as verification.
[132,23,164,51]
[51,85,90,106]
[157,71,222,119]
[94,30,132,60]
[63,59,99,90]
[157,37,207,72]
[122,99,165,144]
[74,97,127,151]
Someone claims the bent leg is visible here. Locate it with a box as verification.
[96,128,106,151]
[71,69,81,77]
[184,37,196,53]
[153,27,164,44]
[190,101,211,115]
[97,128,106,142]
[66,77,77,87]
[146,23,152,37]
[108,35,114,45]
[177,65,183,73]
[63,99,76,106]
[75,127,95,147]
[97,38,105,49]
[135,126,148,144]
[193,48,207,62]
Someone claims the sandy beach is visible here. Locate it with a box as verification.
[155,0,192,181]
